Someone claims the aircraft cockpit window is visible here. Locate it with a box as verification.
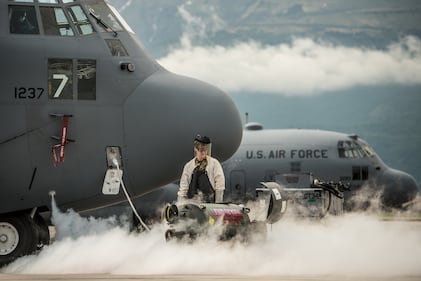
[10,0,74,2]
[338,141,369,159]
[86,3,123,33]
[40,7,74,36]
[9,5,40,34]
[107,3,135,34]
[67,5,95,35]
[105,39,129,56]
[362,145,374,157]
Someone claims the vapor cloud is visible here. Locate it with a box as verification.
[2,201,421,276]
[158,36,421,95]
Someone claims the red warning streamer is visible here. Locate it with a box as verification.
[52,115,70,167]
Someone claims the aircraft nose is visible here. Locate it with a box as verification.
[379,168,419,208]
[123,70,242,191]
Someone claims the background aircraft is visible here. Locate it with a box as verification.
[0,0,242,265]
[223,122,419,209]
[131,121,419,221]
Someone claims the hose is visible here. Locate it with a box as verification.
[113,159,150,232]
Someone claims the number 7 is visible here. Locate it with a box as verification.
[53,74,69,98]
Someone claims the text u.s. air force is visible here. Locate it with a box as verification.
[246,149,329,160]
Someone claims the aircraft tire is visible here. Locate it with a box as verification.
[0,213,39,267]
[33,213,50,249]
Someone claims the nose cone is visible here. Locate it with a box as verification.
[380,168,419,208]
[123,70,242,193]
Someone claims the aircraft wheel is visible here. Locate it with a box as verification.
[33,213,50,249]
[0,213,39,266]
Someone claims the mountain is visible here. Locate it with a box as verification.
[110,0,421,57]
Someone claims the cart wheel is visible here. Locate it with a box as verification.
[165,229,174,241]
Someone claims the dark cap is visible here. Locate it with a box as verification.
[194,134,211,144]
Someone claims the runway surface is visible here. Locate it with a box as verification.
[1,274,421,281]
[1,214,420,281]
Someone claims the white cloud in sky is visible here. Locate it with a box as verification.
[158,36,421,95]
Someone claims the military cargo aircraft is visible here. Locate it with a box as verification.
[132,122,419,220]
[223,122,419,209]
[0,0,242,265]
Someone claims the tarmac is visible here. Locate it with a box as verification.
[1,218,420,281]
[1,274,421,281]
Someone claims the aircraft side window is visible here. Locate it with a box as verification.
[68,5,95,35]
[9,5,40,34]
[48,59,73,100]
[77,60,96,100]
[361,166,369,180]
[352,166,369,181]
[105,39,129,56]
[48,58,97,100]
[40,7,74,36]
[352,166,361,180]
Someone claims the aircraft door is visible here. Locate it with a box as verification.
[229,170,246,203]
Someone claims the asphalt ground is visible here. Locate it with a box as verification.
[0,274,421,281]
[0,216,421,281]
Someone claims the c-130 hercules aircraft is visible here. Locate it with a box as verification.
[222,122,419,210]
[0,0,242,265]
